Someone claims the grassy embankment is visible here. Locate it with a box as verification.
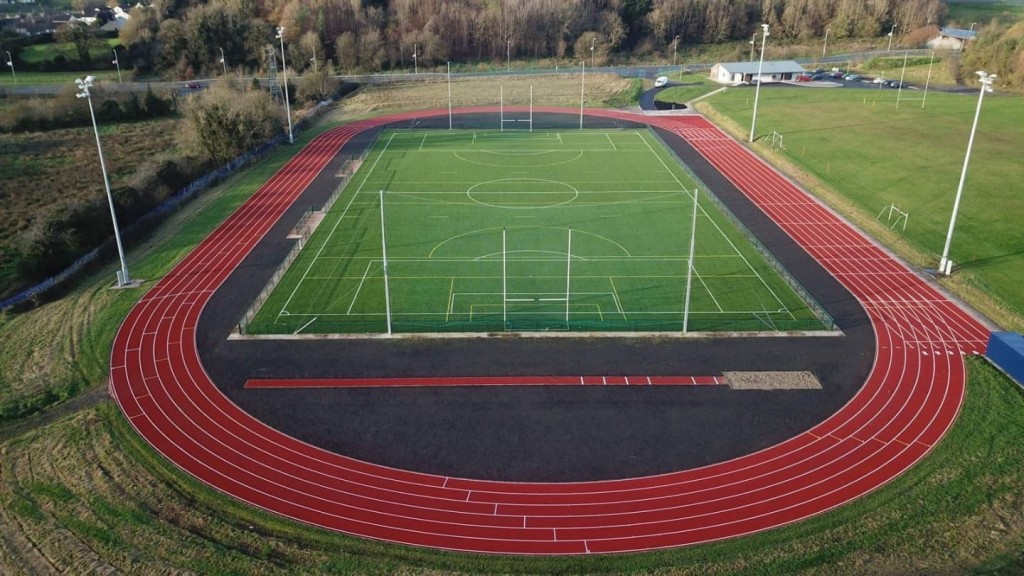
[1,77,1023,573]
[696,81,1024,331]
[0,117,180,296]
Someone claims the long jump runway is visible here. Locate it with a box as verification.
[109,107,991,554]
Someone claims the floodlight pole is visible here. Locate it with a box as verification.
[77,76,131,287]
[749,24,769,143]
[922,51,935,109]
[413,43,417,75]
[673,35,679,67]
[379,189,393,334]
[447,61,452,130]
[506,40,510,71]
[683,188,699,333]
[579,60,585,129]
[938,71,994,276]
[590,37,596,71]
[822,28,829,58]
[112,49,121,83]
[219,47,227,76]
[749,33,756,62]
[887,24,896,51]
[276,27,294,144]
[5,51,15,85]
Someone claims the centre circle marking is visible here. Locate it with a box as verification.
[466,178,579,209]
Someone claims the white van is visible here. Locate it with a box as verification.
[655,76,669,87]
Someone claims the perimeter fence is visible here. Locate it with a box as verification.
[236,138,377,335]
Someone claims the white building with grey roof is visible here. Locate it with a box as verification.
[709,60,807,84]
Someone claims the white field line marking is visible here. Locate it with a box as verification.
[294,316,318,334]
[609,277,626,318]
[419,132,427,150]
[277,132,397,318]
[606,132,618,151]
[695,266,724,312]
[638,130,790,313]
[347,260,377,314]
[446,277,455,322]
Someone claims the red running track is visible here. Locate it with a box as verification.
[109,107,991,554]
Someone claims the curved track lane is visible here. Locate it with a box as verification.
[109,107,991,554]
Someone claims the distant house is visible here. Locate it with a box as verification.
[709,60,807,84]
[929,27,978,50]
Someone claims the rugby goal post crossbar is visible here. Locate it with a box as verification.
[499,85,534,132]
[501,227,572,327]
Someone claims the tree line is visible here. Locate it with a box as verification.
[101,0,947,78]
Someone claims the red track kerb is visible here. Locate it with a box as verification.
[109,107,991,555]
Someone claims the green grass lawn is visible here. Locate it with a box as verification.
[701,85,1024,330]
[946,0,1024,26]
[18,38,121,65]
[247,128,826,335]
[1,70,121,87]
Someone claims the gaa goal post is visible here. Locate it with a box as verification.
[502,227,572,326]
[499,85,534,132]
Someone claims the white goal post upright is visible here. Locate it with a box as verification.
[895,50,909,110]
[499,86,533,131]
[502,228,507,325]
[579,61,585,129]
[683,188,698,333]
[565,226,572,323]
[379,189,393,335]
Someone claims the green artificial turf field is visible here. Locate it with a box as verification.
[246,128,829,334]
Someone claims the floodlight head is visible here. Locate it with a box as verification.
[85,75,95,83]
[275,26,284,39]
[761,23,769,34]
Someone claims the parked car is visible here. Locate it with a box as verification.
[185,81,202,89]
[872,77,886,84]
[830,71,845,79]
[796,74,812,82]
[843,74,862,81]
[811,73,826,81]
[654,76,669,87]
